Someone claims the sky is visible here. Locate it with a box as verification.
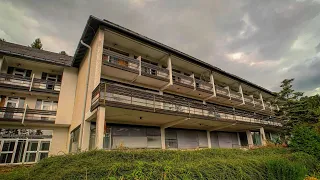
[0,0,320,95]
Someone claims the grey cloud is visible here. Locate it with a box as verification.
[1,0,320,95]
[288,55,320,92]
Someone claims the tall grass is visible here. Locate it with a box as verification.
[1,148,318,180]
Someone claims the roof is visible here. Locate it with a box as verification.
[0,40,73,66]
[73,15,275,96]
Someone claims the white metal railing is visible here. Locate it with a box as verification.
[172,71,194,87]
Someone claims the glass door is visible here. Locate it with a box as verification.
[0,140,16,164]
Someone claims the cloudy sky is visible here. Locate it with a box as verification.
[0,0,320,95]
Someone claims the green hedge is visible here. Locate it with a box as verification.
[2,148,318,180]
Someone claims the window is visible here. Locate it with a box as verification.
[41,73,62,90]
[35,100,58,111]
[7,67,32,78]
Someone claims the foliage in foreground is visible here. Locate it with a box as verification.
[290,125,320,160]
[1,148,319,180]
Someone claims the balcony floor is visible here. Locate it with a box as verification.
[98,106,280,132]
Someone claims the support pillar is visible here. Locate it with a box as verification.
[210,73,216,97]
[246,130,253,148]
[207,131,212,148]
[239,84,245,104]
[81,121,91,151]
[259,93,265,110]
[260,127,267,146]
[95,107,106,149]
[160,127,166,149]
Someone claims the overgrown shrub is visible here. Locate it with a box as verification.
[290,125,320,160]
[1,148,318,180]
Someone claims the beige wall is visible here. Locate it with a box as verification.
[55,67,78,125]
[70,27,104,132]
[50,127,69,155]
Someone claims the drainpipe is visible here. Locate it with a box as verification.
[79,40,92,150]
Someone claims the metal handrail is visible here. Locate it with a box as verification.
[141,61,169,79]
[0,107,56,122]
[91,83,282,127]
[195,79,212,91]
[215,85,229,96]
[0,73,61,92]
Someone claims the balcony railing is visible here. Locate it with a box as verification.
[253,98,264,108]
[243,95,254,105]
[230,90,243,102]
[215,85,229,98]
[103,49,139,73]
[141,61,170,81]
[195,79,212,93]
[0,73,61,94]
[92,83,282,127]
[172,72,194,88]
[0,107,56,123]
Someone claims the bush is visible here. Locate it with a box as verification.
[290,125,320,160]
[1,148,318,180]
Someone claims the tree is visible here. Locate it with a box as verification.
[59,51,68,55]
[0,38,5,42]
[276,79,320,134]
[31,38,43,49]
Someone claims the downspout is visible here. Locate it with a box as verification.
[79,40,92,150]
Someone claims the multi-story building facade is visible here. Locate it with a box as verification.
[0,16,281,164]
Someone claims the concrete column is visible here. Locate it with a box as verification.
[0,55,4,72]
[81,121,91,151]
[95,107,106,149]
[237,132,241,147]
[239,84,245,104]
[190,73,196,89]
[160,127,166,149]
[259,93,265,110]
[210,73,216,97]
[246,130,253,148]
[260,127,267,146]
[207,131,212,148]
[224,86,231,99]
[167,56,173,85]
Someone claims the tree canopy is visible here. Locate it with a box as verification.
[276,79,320,134]
[31,38,43,49]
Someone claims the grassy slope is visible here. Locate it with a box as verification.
[1,148,319,180]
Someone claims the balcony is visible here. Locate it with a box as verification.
[195,79,213,94]
[0,73,61,94]
[0,107,56,124]
[172,72,194,89]
[102,49,170,88]
[243,95,254,106]
[253,98,264,110]
[215,85,229,99]
[230,90,243,103]
[91,82,282,127]
[141,61,170,82]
